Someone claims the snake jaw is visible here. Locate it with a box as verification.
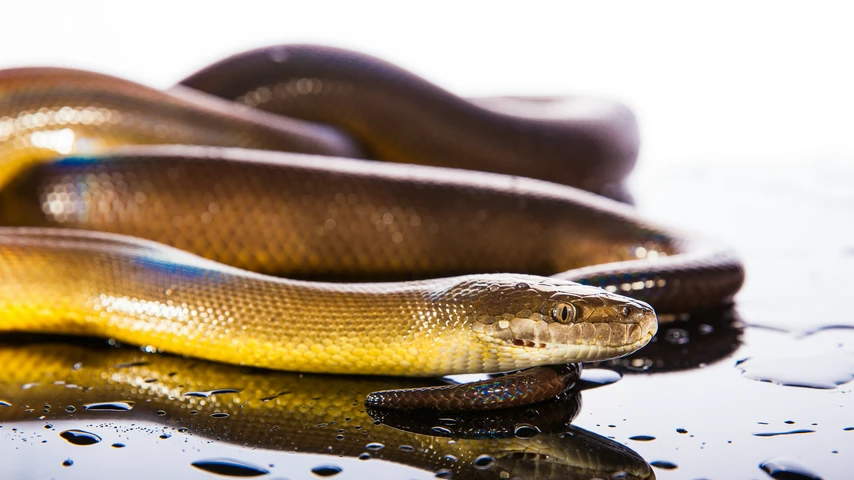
[467,278,658,367]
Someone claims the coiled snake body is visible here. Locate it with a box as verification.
[0,45,744,410]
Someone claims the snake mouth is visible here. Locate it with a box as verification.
[540,328,657,364]
[483,310,658,365]
[498,314,658,349]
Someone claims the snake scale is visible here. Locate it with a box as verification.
[0,44,744,410]
[0,340,654,479]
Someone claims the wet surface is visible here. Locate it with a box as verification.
[1,157,851,479]
[0,336,650,480]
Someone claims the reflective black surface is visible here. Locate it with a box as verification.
[2,157,852,479]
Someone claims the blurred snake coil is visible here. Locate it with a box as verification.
[0,45,744,411]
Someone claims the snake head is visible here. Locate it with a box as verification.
[466,275,657,369]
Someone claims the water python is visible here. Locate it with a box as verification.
[0,44,744,411]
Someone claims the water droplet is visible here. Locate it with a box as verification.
[178,427,188,433]
[358,453,370,460]
[44,424,53,429]
[64,405,76,413]
[444,455,458,463]
[579,368,623,388]
[184,388,240,398]
[399,445,414,452]
[844,426,854,431]
[365,442,384,450]
[114,360,149,369]
[431,426,453,436]
[111,443,125,448]
[435,469,453,478]
[488,284,499,292]
[0,400,10,407]
[155,410,167,416]
[260,391,291,402]
[651,461,678,470]
[664,328,690,344]
[83,401,135,412]
[62,459,73,467]
[697,323,714,334]
[59,429,102,446]
[676,428,688,434]
[191,458,270,477]
[629,435,656,441]
[515,282,529,290]
[513,424,540,438]
[159,433,171,439]
[473,455,494,470]
[753,429,815,437]
[210,412,229,418]
[72,362,83,370]
[759,457,822,479]
[628,357,653,371]
[310,464,343,477]
[737,352,854,389]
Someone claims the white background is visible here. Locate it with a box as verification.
[2,0,853,168]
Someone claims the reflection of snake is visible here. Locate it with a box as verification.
[597,306,744,374]
[0,45,743,410]
[0,338,654,479]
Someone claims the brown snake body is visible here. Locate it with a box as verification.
[0,45,744,410]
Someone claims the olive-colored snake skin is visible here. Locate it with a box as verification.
[0,44,744,411]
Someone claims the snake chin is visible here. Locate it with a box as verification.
[509,331,656,365]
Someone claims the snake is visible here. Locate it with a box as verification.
[0,44,744,411]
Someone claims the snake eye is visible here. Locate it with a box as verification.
[622,306,631,316]
[552,303,576,323]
